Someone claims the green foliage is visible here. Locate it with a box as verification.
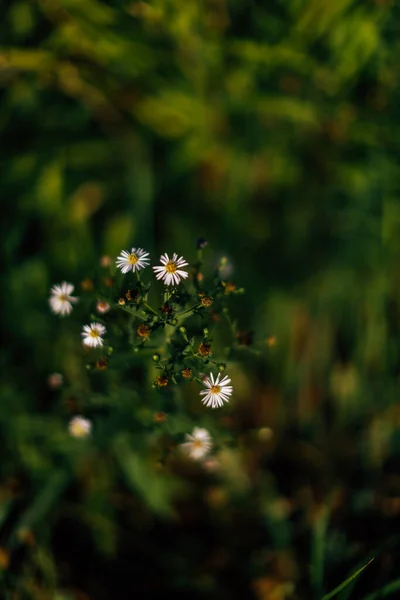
[2,0,400,598]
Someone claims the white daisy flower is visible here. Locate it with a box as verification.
[152,253,189,286]
[116,247,150,274]
[181,427,212,460]
[49,282,78,316]
[68,416,92,438]
[96,300,110,314]
[81,322,106,348]
[200,372,233,409]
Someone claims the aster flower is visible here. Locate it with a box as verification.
[200,372,233,409]
[49,282,78,316]
[81,322,106,348]
[96,300,110,314]
[153,253,189,286]
[116,247,150,274]
[68,416,92,438]
[181,427,212,460]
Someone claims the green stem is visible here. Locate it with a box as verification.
[178,304,201,319]
[119,306,146,321]
[142,302,159,316]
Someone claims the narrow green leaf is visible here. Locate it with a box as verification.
[361,577,400,600]
[322,558,374,600]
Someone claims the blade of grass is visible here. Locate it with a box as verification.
[311,505,330,598]
[361,577,400,600]
[322,558,374,600]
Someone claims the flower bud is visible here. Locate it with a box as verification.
[95,358,108,370]
[156,375,168,388]
[198,343,212,357]
[81,278,94,291]
[181,367,192,379]
[200,295,213,307]
[154,411,168,423]
[179,326,186,334]
[137,324,150,338]
[100,255,112,268]
[47,373,63,390]
[96,300,110,314]
[118,298,126,306]
[152,353,160,362]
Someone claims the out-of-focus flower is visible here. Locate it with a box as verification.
[100,255,112,267]
[49,282,78,316]
[196,237,208,249]
[68,416,92,438]
[81,278,94,291]
[181,427,212,460]
[217,256,233,278]
[154,411,168,423]
[116,247,150,274]
[81,322,106,348]
[153,253,189,286]
[96,300,110,314]
[95,358,108,370]
[200,372,233,409]
[47,373,63,389]
[222,281,236,294]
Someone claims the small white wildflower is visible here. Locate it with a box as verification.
[181,427,212,460]
[81,322,106,348]
[217,256,233,278]
[153,253,189,286]
[96,300,110,314]
[47,373,63,389]
[200,372,233,409]
[68,416,92,438]
[116,247,150,274]
[49,282,78,316]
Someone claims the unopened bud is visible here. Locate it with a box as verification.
[153,353,160,362]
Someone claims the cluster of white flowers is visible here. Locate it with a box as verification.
[49,246,234,440]
[116,248,189,286]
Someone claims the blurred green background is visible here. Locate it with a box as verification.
[2,0,400,598]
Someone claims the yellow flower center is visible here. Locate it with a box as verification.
[193,439,204,448]
[71,423,87,437]
[59,293,68,302]
[165,260,177,274]
[128,253,138,265]
[211,385,221,394]
[89,329,100,338]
